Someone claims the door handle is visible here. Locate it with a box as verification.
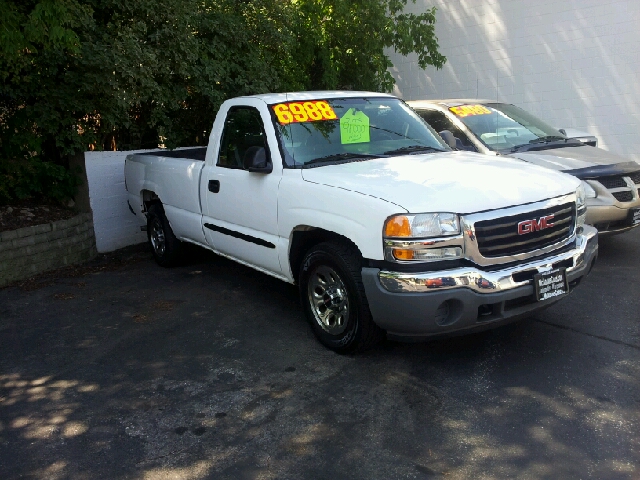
[208,180,220,193]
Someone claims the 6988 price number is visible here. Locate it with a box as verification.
[272,101,337,125]
[449,104,492,117]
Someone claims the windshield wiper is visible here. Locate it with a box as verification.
[304,152,383,166]
[528,135,566,144]
[509,136,584,153]
[383,145,445,155]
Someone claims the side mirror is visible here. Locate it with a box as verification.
[558,128,598,147]
[243,146,273,173]
[438,130,457,149]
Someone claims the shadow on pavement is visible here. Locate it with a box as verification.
[1,234,639,479]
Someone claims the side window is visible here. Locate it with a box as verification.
[218,107,268,168]
[418,110,478,152]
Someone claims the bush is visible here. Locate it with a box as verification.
[0,157,80,204]
[0,0,445,204]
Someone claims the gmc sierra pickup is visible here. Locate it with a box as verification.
[125,91,598,353]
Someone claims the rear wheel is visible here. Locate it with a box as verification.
[147,203,182,267]
[299,241,384,353]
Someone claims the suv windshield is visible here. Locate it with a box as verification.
[271,97,448,167]
[450,103,567,152]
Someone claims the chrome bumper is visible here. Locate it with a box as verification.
[360,225,598,339]
[378,225,598,295]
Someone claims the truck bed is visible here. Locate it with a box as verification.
[125,149,208,245]
[139,147,207,161]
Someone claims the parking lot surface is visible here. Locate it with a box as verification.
[1,231,639,479]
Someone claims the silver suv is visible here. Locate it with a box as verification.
[408,99,640,235]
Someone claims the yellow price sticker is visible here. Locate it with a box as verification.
[449,105,492,117]
[272,101,337,125]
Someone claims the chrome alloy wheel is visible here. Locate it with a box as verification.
[149,217,166,257]
[307,265,350,335]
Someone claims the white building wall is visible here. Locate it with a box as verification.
[388,0,640,160]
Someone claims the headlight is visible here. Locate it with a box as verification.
[581,180,597,198]
[576,183,586,209]
[575,185,587,226]
[383,213,463,262]
[384,213,460,238]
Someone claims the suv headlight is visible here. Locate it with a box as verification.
[581,180,597,198]
[383,213,463,262]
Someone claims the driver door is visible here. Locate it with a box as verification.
[201,102,283,276]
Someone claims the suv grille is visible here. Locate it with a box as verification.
[474,203,575,258]
[596,173,639,202]
[612,191,634,203]
[598,176,627,188]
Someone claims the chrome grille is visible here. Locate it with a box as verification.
[630,171,640,184]
[612,191,634,202]
[474,203,575,258]
[598,176,626,188]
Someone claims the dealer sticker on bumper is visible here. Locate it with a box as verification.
[534,268,569,301]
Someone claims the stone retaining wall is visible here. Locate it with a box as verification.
[0,213,98,287]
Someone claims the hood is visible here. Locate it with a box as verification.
[301,152,579,214]
[508,144,635,171]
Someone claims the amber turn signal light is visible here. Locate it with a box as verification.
[384,215,411,237]
[393,249,414,260]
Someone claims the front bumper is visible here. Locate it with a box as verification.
[584,182,640,236]
[585,204,640,235]
[361,225,598,340]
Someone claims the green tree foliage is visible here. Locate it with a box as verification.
[0,0,445,203]
[292,0,445,92]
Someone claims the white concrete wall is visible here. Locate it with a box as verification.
[84,150,152,252]
[388,0,640,160]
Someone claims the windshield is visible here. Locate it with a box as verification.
[270,97,449,167]
[450,103,566,152]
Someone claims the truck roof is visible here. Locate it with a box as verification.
[237,91,396,104]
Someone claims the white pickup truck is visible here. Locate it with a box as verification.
[125,91,598,353]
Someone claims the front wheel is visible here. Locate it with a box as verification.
[299,241,384,353]
[147,203,182,267]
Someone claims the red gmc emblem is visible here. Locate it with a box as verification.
[518,215,555,235]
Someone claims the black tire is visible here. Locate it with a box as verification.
[299,241,384,353]
[147,203,182,267]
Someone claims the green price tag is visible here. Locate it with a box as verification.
[340,108,370,144]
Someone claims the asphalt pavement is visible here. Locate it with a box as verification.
[1,230,639,479]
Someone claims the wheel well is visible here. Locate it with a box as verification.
[142,190,161,212]
[289,227,360,283]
